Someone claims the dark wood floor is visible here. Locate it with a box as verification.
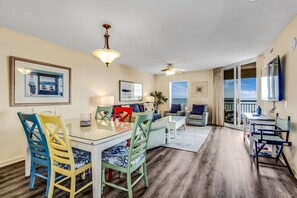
[1,127,297,198]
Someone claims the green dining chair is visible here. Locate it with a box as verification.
[101,112,153,198]
[95,106,113,120]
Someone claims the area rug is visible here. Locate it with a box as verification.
[163,125,213,153]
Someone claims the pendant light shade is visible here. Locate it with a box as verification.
[93,24,120,67]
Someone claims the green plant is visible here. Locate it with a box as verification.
[149,91,168,110]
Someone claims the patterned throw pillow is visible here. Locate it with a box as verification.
[170,104,181,113]
[138,104,144,112]
[191,105,204,115]
[131,104,140,112]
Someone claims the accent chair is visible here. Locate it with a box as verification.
[186,104,209,126]
[163,103,186,117]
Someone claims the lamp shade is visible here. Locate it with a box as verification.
[96,96,114,106]
[145,96,154,103]
[92,49,121,66]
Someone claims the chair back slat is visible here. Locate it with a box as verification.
[17,112,50,163]
[39,114,75,172]
[276,116,290,131]
[128,113,153,168]
[113,107,133,122]
[95,106,113,120]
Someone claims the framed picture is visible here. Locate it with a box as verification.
[191,81,208,98]
[9,56,71,106]
[119,80,143,102]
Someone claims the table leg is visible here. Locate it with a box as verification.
[25,144,31,177]
[173,128,177,138]
[92,147,102,198]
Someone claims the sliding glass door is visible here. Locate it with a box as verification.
[224,63,257,128]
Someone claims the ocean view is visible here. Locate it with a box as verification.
[172,98,187,106]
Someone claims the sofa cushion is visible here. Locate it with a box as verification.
[191,105,204,115]
[170,104,181,113]
[131,104,140,112]
[188,114,203,120]
[138,104,144,112]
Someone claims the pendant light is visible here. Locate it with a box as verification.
[92,24,121,67]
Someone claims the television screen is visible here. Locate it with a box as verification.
[261,56,283,101]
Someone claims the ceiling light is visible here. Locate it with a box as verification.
[93,24,121,67]
[165,70,175,76]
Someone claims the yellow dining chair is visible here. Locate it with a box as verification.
[38,114,92,198]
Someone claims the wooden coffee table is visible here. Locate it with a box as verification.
[161,116,186,143]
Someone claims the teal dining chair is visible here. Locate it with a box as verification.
[102,113,153,198]
[95,106,113,120]
[17,112,51,195]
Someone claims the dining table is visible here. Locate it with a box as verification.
[25,118,134,198]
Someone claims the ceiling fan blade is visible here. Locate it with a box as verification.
[161,68,169,72]
[175,69,185,74]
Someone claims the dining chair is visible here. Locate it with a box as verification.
[113,106,133,122]
[95,106,113,120]
[38,114,92,198]
[102,113,153,198]
[252,113,293,174]
[17,112,51,196]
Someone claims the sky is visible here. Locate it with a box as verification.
[224,78,257,100]
[171,81,188,98]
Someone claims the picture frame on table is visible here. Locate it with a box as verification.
[119,80,143,102]
[9,56,71,106]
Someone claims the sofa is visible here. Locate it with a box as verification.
[163,103,186,117]
[112,103,161,122]
[186,104,209,126]
[147,118,168,150]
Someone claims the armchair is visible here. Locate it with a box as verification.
[164,103,186,117]
[186,104,208,126]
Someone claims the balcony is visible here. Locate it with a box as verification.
[224,99,257,123]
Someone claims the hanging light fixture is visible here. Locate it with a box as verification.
[92,24,121,67]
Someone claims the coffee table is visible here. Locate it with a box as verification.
[160,116,186,143]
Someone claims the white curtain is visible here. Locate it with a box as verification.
[212,67,224,126]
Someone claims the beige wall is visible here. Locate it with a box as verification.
[0,28,155,167]
[256,15,297,177]
[155,70,214,122]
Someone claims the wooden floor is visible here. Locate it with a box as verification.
[1,126,297,198]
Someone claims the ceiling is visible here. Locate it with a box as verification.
[1,0,297,74]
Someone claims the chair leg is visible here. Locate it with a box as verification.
[127,172,133,198]
[254,142,259,169]
[143,163,149,187]
[69,175,76,198]
[281,152,294,175]
[45,168,50,196]
[30,162,36,189]
[48,170,55,198]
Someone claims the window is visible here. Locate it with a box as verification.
[170,81,188,107]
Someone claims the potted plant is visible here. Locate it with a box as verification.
[149,91,168,110]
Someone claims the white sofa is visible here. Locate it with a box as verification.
[147,119,168,150]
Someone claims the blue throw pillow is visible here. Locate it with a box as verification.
[131,104,140,112]
[170,104,181,113]
[191,105,204,115]
[138,104,144,112]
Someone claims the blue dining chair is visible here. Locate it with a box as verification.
[17,112,51,195]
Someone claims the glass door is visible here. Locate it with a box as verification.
[224,66,241,127]
[224,62,257,128]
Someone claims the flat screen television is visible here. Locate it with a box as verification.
[261,55,283,101]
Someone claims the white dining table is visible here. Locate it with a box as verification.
[25,118,134,198]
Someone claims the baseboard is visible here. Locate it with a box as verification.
[0,155,25,168]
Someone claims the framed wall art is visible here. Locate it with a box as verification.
[9,56,71,106]
[119,80,143,102]
[191,81,208,98]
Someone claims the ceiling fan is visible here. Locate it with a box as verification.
[161,63,185,76]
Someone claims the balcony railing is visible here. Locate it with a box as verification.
[224,99,257,113]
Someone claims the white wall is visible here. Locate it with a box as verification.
[155,70,214,122]
[0,28,155,167]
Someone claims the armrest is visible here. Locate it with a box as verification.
[163,110,170,116]
[150,121,167,131]
[185,111,191,117]
[177,110,186,116]
[251,123,275,127]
